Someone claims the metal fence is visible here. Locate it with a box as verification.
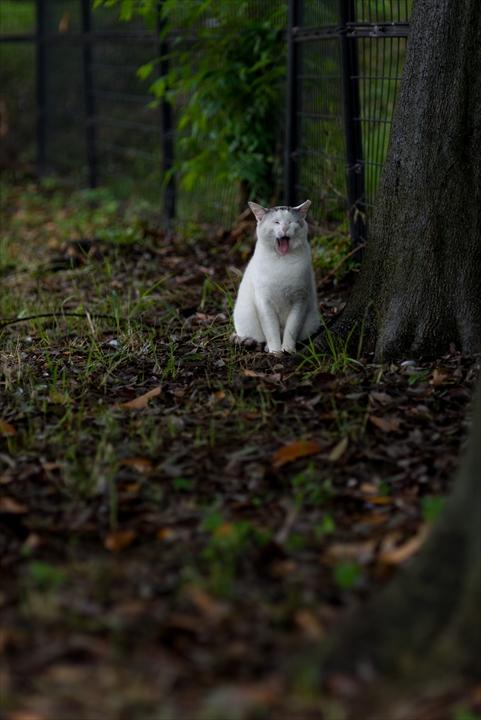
[286,0,410,254]
[0,0,411,233]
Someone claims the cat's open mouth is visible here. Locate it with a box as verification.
[277,236,290,254]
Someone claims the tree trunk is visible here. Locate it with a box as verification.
[314,0,481,360]
[314,390,480,719]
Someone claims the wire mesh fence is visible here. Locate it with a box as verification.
[0,0,412,233]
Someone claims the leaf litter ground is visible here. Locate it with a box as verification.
[0,181,479,720]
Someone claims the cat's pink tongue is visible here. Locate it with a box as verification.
[278,237,289,254]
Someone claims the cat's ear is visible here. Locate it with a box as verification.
[248,202,268,223]
[292,200,311,218]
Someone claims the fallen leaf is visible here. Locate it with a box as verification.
[123,483,141,494]
[0,475,13,485]
[120,386,162,410]
[270,440,322,469]
[294,609,325,641]
[0,421,16,436]
[0,497,27,514]
[379,524,431,565]
[7,712,46,720]
[324,540,375,563]
[369,415,400,432]
[104,529,137,551]
[187,586,230,623]
[41,461,61,471]
[243,369,265,378]
[204,680,281,714]
[120,458,153,474]
[214,391,226,399]
[365,495,392,505]
[264,373,282,383]
[369,390,393,404]
[157,527,175,541]
[328,436,349,462]
[23,533,42,550]
[359,482,379,494]
[430,368,448,386]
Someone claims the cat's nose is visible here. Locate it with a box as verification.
[281,225,289,233]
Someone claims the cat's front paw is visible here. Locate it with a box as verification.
[281,344,296,354]
[232,333,265,352]
[266,346,283,354]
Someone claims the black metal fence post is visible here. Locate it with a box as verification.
[338,0,366,259]
[81,0,97,188]
[284,0,302,207]
[36,0,46,176]
[158,3,175,224]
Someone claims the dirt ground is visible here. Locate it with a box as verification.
[0,181,479,720]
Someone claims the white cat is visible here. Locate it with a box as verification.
[233,200,320,354]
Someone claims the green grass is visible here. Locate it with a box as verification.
[0,178,475,720]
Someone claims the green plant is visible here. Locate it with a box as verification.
[334,561,362,590]
[28,561,68,590]
[452,706,480,720]
[94,0,287,204]
[299,317,364,375]
[422,495,446,523]
[292,464,333,510]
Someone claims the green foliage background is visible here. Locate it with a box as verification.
[95,0,287,205]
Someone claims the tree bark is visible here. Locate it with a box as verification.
[314,0,481,360]
[314,390,480,719]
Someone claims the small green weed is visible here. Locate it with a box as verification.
[422,495,446,523]
[334,561,362,590]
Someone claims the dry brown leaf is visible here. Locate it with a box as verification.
[187,586,230,623]
[328,436,349,462]
[270,440,322,469]
[366,495,392,505]
[214,391,226,399]
[359,482,378,494]
[0,421,16,436]
[430,368,448,386]
[370,390,393,405]
[205,680,281,712]
[264,373,282,383]
[104,529,137,552]
[22,533,42,550]
[243,369,265,378]
[157,527,175,541]
[369,415,400,432]
[0,497,27,514]
[120,458,153,474]
[120,386,162,410]
[324,540,376,563]
[379,524,431,565]
[123,483,141,494]
[41,461,61,471]
[294,609,325,641]
[0,475,13,485]
[7,712,46,720]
